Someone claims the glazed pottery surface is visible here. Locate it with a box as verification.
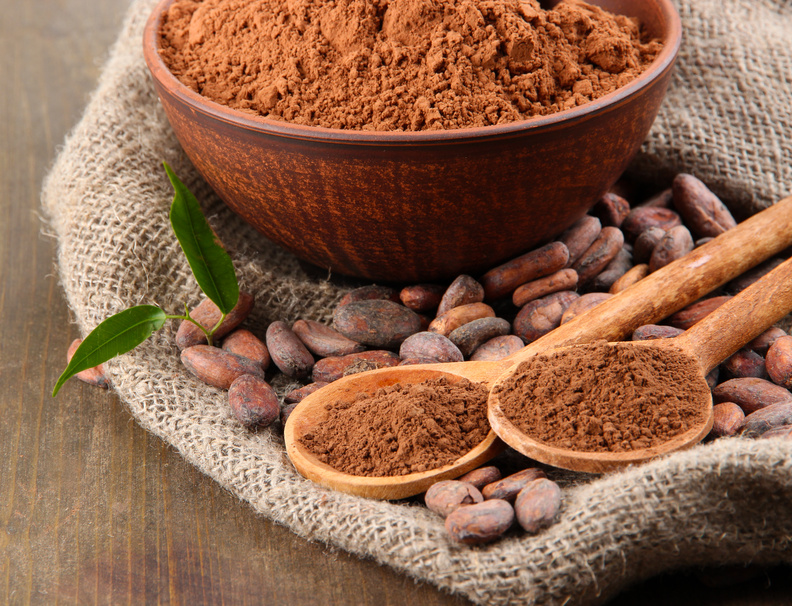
[143,0,681,282]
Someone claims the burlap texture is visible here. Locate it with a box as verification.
[42,1,792,604]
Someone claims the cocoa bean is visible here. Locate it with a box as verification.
[514,478,562,534]
[648,225,694,272]
[601,243,634,274]
[571,226,624,288]
[668,296,732,330]
[469,335,525,361]
[695,237,715,248]
[709,402,745,438]
[558,216,601,267]
[399,284,445,313]
[333,300,422,349]
[448,317,511,358]
[512,268,578,307]
[444,499,515,545]
[722,348,767,380]
[181,345,266,389]
[766,335,792,389]
[481,468,546,502]
[631,324,685,340]
[292,319,365,357]
[672,173,737,237]
[399,332,464,363]
[741,402,792,438]
[428,302,496,337]
[480,242,569,300]
[457,466,502,490]
[633,226,666,264]
[222,329,270,370]
[591,192,631,227]
[758,426,792,440]
[398,357,440,366]
[312,350,401,383]
[749,327,787,356]
[424,480,483,517]
[621,207,682,243]
[66,338,109,388]
[712,377,792,415]
[621,241,638,263]
[436,275,485,317]
[639,188,673,209]
[176,292,255,350]
[228,374,279,428]
[337,284,400,306]
[591,247,633,292]
[726,258,785,294]
[284,381,330,404]
[512,291,579,343]
[706,367,720,390]
[280,402,298,425]
[610,264,649,294]
[265,321,315,379]
[560,292,612,324]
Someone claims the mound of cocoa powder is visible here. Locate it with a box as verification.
[158,0,662,131]
[299,377,489,476]
[495,341,711,452]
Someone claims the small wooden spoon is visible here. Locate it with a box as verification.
[285,196,792,499]
[489,255,792,473]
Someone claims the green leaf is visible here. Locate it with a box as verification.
[164,162,239,315]
[52,305,167,396]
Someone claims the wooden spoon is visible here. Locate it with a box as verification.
[489,255,792,473]
[285,196,792,499]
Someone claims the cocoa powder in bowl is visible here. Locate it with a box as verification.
[299,377,489,476]
[158,0,663,131]
[494,341,710,452]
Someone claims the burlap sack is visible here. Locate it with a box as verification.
[42,1,792,604]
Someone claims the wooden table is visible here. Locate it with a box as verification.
[1,0,790,603]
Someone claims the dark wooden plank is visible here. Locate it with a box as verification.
[0,0,789,604]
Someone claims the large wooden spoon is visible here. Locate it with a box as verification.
[285,196,792,499]
[489,255,792,473]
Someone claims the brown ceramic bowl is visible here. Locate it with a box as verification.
[143,0,681,283]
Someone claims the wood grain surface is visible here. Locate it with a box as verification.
[0,0,789,603]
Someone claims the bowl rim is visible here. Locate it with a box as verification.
[143,0,682,144]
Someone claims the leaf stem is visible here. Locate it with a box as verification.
[166,309,216,347]
[207,312,228,346]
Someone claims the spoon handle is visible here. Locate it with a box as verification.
[505,195,792,368]
[676,256,792,374]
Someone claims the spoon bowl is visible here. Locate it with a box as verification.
[489,254,792,473]
[284,367,504,500]
[284,197,792,498]
[488,339,715,474]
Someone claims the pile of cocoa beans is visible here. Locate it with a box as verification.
[68,172,792,544]
[68,172,792,440]
[424,464,561,545]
